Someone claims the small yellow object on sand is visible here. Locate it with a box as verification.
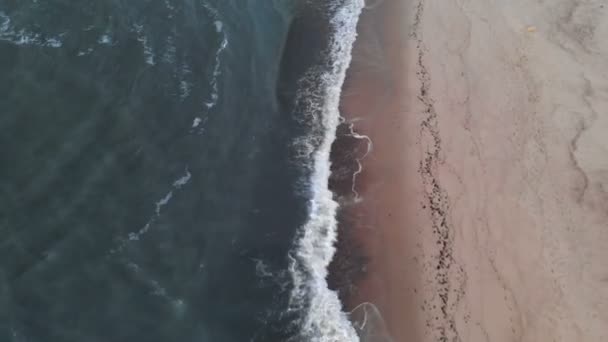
[527,26,537,33]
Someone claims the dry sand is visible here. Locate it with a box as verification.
[339,0,608,341]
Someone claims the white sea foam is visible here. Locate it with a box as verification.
[214,20,223,33]
[45,37,62,48]
[202,4,228,110]
[180,80,192,100]
[0,11,63,48]
[172,168,191,188]
[155,191,173,216]
[253,258,274,278]
[342,118,373,202]
[77,47,93,56]
[98,34,112,45]
[288,1,364,341]
[0,12,9,32]
[126,261,185,311]
[143,44,155,65]
[179,63,193,100]
[112,167,192,251]
[163,35,176,64]
[203,34,227,109]
[133,24,155,65]
[188,4,229,134]
[350,302,394,341]
[164,0,175,18]
[191,117,202,128]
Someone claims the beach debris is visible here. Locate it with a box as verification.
[526,26,537,33]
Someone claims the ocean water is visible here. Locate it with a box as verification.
[0,0,363,341]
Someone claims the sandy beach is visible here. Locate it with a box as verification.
[338,0,608,341]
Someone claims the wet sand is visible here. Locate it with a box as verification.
[337,0,420,340]
[337,0,608,341]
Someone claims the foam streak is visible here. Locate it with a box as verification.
[342,118,373,202]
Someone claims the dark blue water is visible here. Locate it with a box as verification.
[0,0,364,341]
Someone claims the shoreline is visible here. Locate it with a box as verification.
[335,0,608,341]
[333,0,418,340]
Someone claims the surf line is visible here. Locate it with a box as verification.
[287,1,366,341]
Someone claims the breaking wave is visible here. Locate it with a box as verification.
[288,1,365,341]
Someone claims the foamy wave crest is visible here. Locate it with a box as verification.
[288,1,364,341]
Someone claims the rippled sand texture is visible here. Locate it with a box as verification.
[341,0,608,341]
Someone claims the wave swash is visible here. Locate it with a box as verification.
[288,1,365,341]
